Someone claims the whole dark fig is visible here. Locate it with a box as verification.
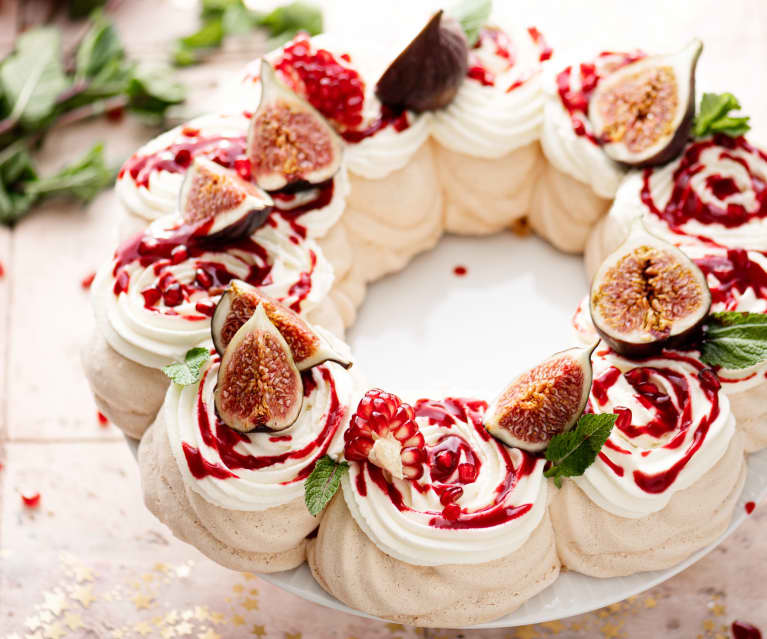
[589,39,702,167]
[375,10,468,113]
[589,219,711,357]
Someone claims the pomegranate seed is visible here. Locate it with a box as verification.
[195,300,216,317]
[97,412,109,427]
[745,501,756,515]
[141,287,162,307]
[106,105,124,122]
[458,463,477,483]
[163,283,184,307]
[613,406,633,432]
[699,368,722,392]
[234,158,252,181]
[21,492,41,508]
[171,245,188,264]
[113,271,130,295]
[435,451,455,470]
[467,65,494,86]
[174,149,192,167]
[81,271,96,290]
[195,269,213,289]
[442,503,461,521]
[439,485,463,506]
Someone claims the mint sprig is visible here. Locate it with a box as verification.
[544,413,617,488]
[450,0,492,47]
[162,347,211,386]
[693,92,751,138]
[700,311,767,370]
[304,455,348,516]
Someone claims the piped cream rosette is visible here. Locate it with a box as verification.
[83,210,334,438]
[140,333,359,572]
[550,347,746,577]
[308,396,559,627]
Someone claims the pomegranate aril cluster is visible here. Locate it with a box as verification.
[344,389,426,479]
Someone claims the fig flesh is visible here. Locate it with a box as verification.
[589,39,702,167]
[214,304,303,433]
[375,10,468,113]
[178,157,272,240]
[211,279,352,370]
[248,60,343,191]
[590,219,711,357]
[484,343,596,452]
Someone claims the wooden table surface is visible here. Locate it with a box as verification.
[0,1,766,637]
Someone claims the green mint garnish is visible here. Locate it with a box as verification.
[162,347,211,386]
[450,0,492,47]
[544,413,618,488]
[693,92,751,138]
[700,311,767,370]
[304,455,348,516]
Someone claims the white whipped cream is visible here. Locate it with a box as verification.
[91,214,333,369]
[540,53,640,198]
[166,353,357,511]
[610,138,767,251]
[431,24,546,158]
[343,399,548,566]
[576,350,736,519]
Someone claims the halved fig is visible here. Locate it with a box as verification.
[214,304,303,432]
[589,39,702,167]
[375,10,468,113]
[179,157,272,240]
[484,343,596,452]
[248,60,343,191]
[344,389,426,480]
[590,219,711,356]
[211,279,352,370]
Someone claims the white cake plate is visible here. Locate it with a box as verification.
[128,233,767,628]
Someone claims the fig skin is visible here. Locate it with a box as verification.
[248,60,343,192]
[214,304,303,433]
[589,39,703,168]
[589,219,712,357]
[484,343,597,452]
[178,157,272,241]
[375,10,468,113]
[211,279,352,370]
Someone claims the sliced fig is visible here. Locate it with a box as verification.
[179,157,272,240]
[214,304,303,432]
[248,60,343,191]
[211,279,352,370]
[589,39,702,167]
[590,219,711,356]
[344,389,426,480]
[484,343,597,452]
[375,10,468,113]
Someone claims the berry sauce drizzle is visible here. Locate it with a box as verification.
[556,51,644,144]
[640,135,767,238]
[184,365,345,483]
[589,351,722,494]
[695,248,767,309]
[354,398,538,530]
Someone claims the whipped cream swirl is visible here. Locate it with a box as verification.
[343,398,548,566]
[115,111,350,232]
[610,135,767,250]
[91,213,333,369]
[576,349,735,519]
[165,354,356,511]
[431,25,549,158]
[540,51,644,198]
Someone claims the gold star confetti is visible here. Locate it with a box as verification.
[198,631,221,639]
[111,629,125,639]
[704,620,716,632]
[181,609,195,621]
[242,598,259,611]
[233,584,244,593]
[161,627,176,639]
[242,573,256,581]
[131,593,154,610]
[710,603,726,616]
[386,624,405,633]
[72,585,96,608]
[232,615,245,626]
[154,562,170,573]
[194,605,210,620]
[165,610,179,625]
[177,621,194,636]
[72,564,94,583]
[541,620,566,633]
[251,626,266,637]
[142,573,155,583]
[286,633,302,639]
[514,627,541,639]
[42,622,66,639]
[134,621,153,637]
[42,592,69,615]
[644,597,657,608]
[63,613,84,631]
[600,621,624,638]
[249,588,259,595]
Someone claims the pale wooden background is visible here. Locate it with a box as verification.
[0,1,766,638]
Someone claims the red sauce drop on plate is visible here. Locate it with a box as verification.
[453,265,468,276]
[97,412,109,427]
[81,271,96,290]
[745,501,756,514]
[21,492,41,508]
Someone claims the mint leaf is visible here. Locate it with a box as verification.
[694,92,751,138]
[162,347,211,385]
[450,0,492,47]
[304,455,348,516]
[75,10,125,81]
[701,312,767,369]
[27,143,114,202]
[126,64,186,119]
[257,2,323,44]
[0,142,38,225]
[544,413,617,488]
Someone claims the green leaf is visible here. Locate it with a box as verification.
[544,413,617,488]
[75,10,125,81]
[126,64,186,118]
[162,347,211,386]
[68,0,107,19]
[449,0,492,47]
[222,4,260,35]
[693,92,751,138]
[0,27,70,129]
[27,143,114,202]
[0,142,38,225]
[202,0,244,20]
[256,2,323,38]
[700,312,767,369]
[304,455,348,516]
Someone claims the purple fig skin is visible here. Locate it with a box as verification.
[204,207,269,243]
[375,10,468,113]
